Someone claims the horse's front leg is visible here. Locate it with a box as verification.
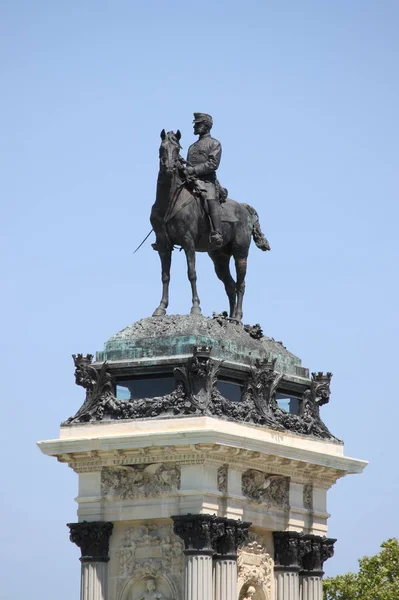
[184,244,201,315]
[152,248,172,317]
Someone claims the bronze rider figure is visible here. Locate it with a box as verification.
[184,113,223,249]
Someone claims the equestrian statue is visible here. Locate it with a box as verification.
[150,112,270,322]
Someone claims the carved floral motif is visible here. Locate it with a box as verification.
[115,523,184,583]
[102,464,180,499]
[242,470,289,508]
[238,532,273,599]
[217,465,228,494]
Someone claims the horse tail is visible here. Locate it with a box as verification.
[242,203,271,251]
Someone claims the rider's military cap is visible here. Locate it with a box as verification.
[193,112,213,126]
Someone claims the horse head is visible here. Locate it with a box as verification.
[159,129,182,177]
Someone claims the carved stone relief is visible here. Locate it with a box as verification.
[217,464,228,494]
[132,578,174,600]
[303,484,313,511]
[238,532,273,600]
[102,464,181,499]
[115,524,184,600]
[242,470,289,508]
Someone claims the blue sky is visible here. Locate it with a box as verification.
[1,1,398,598]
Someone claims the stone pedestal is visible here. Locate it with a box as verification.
[68,521,113,600]
[38,314,366,600]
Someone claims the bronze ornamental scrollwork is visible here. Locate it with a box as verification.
[64,346,336,441]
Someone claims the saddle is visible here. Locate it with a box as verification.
[193,179,227,204]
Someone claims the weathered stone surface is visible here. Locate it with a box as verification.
[96,314,307,377]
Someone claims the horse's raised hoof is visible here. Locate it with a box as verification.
[190,305,202,316]
[152,307,166,317]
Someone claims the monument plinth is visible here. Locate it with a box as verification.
[38,314,366,600]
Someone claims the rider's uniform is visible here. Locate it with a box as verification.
[186,133,222,236]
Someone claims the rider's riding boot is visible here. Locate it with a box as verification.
[208,199,223,249]
[210,231,223,249]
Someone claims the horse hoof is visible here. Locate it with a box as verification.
[190,306,202,316]
[152,307,166,317]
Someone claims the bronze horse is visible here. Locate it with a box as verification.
[150,130,270,321]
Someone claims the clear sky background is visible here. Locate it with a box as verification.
[1,1,398,598]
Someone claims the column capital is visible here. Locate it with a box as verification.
[300,535,336,574]
[172,514,216,554]
[273,531,336,573]
[67,521,113,563]
[273,531,302,569]
[172,514,251,556]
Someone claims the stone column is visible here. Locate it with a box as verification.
[68,521,113,600]
[172,514,215,600]
[299,535,336,600]
[273,532,301,600]
[213,518,251,600]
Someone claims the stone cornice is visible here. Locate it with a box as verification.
[38,417,367,488]
[53,447,347,487]
[41,446,363,490]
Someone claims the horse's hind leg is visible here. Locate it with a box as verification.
[233,254,248,322]
[152,247,172,317]
[209,251,236,317]
[184,243,201,315]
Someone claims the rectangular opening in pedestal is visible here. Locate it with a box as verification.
[275,392,301,414]
[217,378,243,402]
[115,375,175,400]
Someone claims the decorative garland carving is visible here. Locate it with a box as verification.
[102,464,180,499]
[64,349,337,441]
[242,470,289,508]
